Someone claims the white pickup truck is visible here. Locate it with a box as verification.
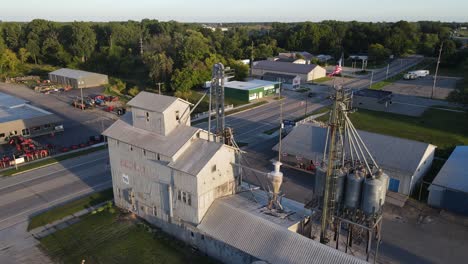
[403,70,430,80]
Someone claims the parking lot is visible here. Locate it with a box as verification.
[0,82,119,155]
[383,75,460,99]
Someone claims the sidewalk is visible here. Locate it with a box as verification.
[29,201,110,239]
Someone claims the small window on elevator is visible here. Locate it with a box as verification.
[175,110,180,121]
[146,112,150,122]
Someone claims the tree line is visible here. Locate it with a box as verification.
[0,19,466,99]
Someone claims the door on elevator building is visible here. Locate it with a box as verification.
[388,178,400,192]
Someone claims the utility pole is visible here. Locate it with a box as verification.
[431,42,444,99]
[156,82,163,95]
[80,87,84,110]
[250,41,254,78]
[386,64,390,80]
[369,71,374,89]
[139,35,144,55]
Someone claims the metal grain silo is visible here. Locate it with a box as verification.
[361,178,384,215]
[334,168,347,205]
[344,172,364,209]
[378,172,389,205]
[315,166,326,198]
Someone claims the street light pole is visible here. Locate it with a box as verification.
[386,64,390,80]
[431,42,444,99]
[369,71,374,89]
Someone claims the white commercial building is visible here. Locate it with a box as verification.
[252,60,326,82]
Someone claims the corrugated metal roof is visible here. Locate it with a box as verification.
[430,146,468,192]
[102,116,199,158]
[198,193,366,264]
[49,68,107,79]
[253,60,319,74]
[168,139,223,176]
[127,91,191,113]
[274,124,435,176]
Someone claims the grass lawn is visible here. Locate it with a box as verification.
[312,76,332,83]
[40,210,215,264]
[427,63,465,77]
[28,188,114,231]
[346,108,468,158]
[1,145,107,177]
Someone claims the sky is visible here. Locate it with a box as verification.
[1,0,467,22]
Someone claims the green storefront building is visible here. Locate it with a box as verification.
[224,80,280,103]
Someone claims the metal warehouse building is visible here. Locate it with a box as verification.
[273,124,436,195]
[252,60,326,82]
[48,68,108,89]
[0,92,63,144]
[428,146,468,215]
[224,79,280,102]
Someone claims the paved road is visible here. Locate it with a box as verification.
[195,90,330,144]
[0,150,111,264]
[320,56,425,91]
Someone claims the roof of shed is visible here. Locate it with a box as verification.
[49,68,107,79]
[273,124,435,176]
[168,139,223,176]
[198,190,366,264]
[127,91,191,113]
[253,60,319,74]
[430,146,468,192]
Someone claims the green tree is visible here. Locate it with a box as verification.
[70,22,97,62]
[368,43,390,63]
[255,43,273,59]
[228,59,249,81]
[179,30,211,65]
[2,23,22,51]
[42,33,70,65]
[25,36,40,64]
[0,49,20,73]
[143,52,174,84]
[18,48,30,64]
[172,68,194,100]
